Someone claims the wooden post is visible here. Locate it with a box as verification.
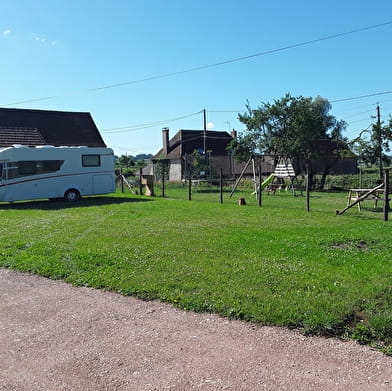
[384,169,389,221]
[229,155,253,198]
[306,161,310,212]
[220,168,223,204]
[120,167,124,193]
[162,165,165,198]
[188,165,192,201]
[139,168,143,195]
[258,165,262,207]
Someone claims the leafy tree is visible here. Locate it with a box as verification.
[227,133,256,163]
[230,94,347,210]
[118,154,134,169]
[232,94,346,172]
[353,117,392,180]
[152,158,170,181]
[187,149,213,178]
[135,160,147,168]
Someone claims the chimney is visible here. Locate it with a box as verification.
[231,129,237,139]
[162,127,169,156]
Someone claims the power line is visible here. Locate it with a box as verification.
[347,117,374,126]
[331,89,392,103]
[344,108,375,120]
[87,21,392,92]
[2,21,392,106]
[206,110,242,113]
[103,99,391,136]
[377,97,392,105]
[102,110,203,133]
[2,95,59,106]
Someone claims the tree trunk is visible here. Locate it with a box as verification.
[319,167,330,190]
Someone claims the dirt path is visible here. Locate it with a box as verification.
[0,268,391,390]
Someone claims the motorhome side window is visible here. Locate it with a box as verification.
[82,154,101,167]
[0,163,3,179]
[6,160,64,179]
[18,161,37,175]
[41,160,63,172]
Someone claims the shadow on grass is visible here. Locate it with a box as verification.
[0,196,154,210]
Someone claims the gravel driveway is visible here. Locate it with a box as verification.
[1,268,391,390]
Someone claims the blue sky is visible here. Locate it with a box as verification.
[1,0,392,156]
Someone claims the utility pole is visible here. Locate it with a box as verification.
[203,109,207,152]
[203,109,207,168]
[376,104,383,180]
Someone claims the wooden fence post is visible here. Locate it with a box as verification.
[188,165,192,201]
[139,168,143,196]
[120,167,124,193]
[384,169,389,221]
[306,161,310,212]
[220,168,223,204]
[258,165,262,207]
[162,166,165,198]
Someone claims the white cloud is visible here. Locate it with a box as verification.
[35,35,46,43]
[207,122,215,129]
[3,29,11,37]
[32,33,58,46]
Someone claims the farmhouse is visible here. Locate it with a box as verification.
[147,127,357,183]
[149,127,266,181]
[0,107,106,147]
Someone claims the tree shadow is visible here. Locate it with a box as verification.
[0,196,154,210]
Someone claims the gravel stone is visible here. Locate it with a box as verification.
[1,268,391,390]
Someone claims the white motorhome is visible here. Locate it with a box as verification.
[0,145,115,202]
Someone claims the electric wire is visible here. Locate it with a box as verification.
[87,21,392,92]
[2,21,392,106]
[102,110,203,133]
[208,110,242,113]
[347,117,375,125]
[331,89,392,103]
[344,108,375,120]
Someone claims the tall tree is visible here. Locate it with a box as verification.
[118,154,134,169]
[353,116,392,180]
[230,94,346,210]
[232,94,346,171]
[187,149,213,178]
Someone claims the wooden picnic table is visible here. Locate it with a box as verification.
[347,188,384,211]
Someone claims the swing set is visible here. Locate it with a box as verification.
[229,156,302,199]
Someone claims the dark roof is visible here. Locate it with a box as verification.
[155,129,233,159]
[0,108,106,147]
[0,127,46,147]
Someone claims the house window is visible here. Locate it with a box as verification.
[82,154,101,167]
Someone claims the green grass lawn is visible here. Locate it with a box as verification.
[1,187,392,353]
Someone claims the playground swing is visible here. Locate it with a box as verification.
[229,156,301,199]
